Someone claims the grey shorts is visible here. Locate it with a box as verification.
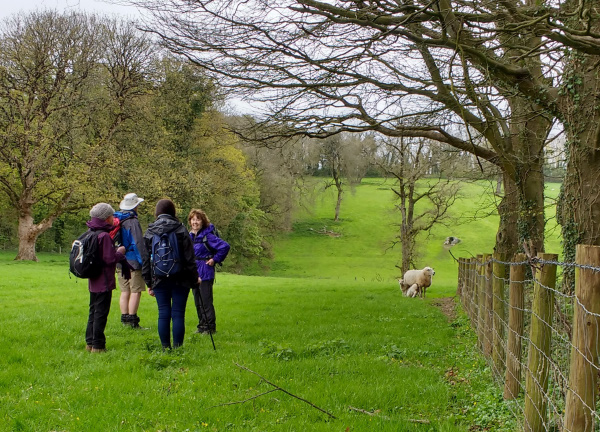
[117,269,146,293]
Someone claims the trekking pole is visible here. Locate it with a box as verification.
[197,283,216,351]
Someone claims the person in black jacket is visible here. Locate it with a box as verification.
[142,199,198,349]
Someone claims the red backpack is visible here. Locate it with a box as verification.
[109,216,122,246]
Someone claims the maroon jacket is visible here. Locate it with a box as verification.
[87,218,126,293]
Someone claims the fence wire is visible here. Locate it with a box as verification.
[457,255,600,432]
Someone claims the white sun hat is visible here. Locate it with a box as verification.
[120,193,144,211]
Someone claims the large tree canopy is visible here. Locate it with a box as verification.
[133,0,565,256]
[0,11,153,260]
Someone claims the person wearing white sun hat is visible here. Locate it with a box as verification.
[113,193,149,328]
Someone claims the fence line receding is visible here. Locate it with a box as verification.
[457,245,600,432]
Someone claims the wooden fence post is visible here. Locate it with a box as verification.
[460,258,469,312]
[563,245,600,432]
[484,254,493,358]
[462,258,467,298]
[492,252,507,376]
[477,254,486,351]
[524,253,557,432]
[457,258,464,297]
[470,257,478,325]
[504,253,526,400]
[463,258,470,320]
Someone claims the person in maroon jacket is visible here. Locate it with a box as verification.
[85,203,128,353]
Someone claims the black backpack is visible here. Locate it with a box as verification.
[151,229,181,277]
[69,230,103,279]
[201,226,220,256]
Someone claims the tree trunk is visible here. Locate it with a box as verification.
[507,97,549,255]
[15,213,40,261]
[495,174,502,195]
[400,231,415,275]
[14,203,55,261]
[495,174,520,257]
[562,135,600,247]
[517,164,545,254]
[558,54,600,292]
[334,184,342,222]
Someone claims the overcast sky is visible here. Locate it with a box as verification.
[0,0,257,114]
[0,0,143,21]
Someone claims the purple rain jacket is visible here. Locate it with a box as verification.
[190,224,230,281]
[86,217,127,293]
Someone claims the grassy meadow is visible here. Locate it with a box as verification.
[269,177,562,287]
[0,179,562,431]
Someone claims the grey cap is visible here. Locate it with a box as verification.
[90,203,115,220]
[120,193,144,211]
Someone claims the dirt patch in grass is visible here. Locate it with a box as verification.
[431,296,457,321]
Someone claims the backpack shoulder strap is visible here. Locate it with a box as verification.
[202,233,216,255]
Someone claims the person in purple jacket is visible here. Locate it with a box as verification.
[85,203,129,353]
[188,209,230,334]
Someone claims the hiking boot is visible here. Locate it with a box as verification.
[91,348,107,353]
[85,345,92,352]
[195,327,209,334]
[130,314,141,329]
[121,314,132,326]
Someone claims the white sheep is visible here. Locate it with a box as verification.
[405,283,420,298]
[398,278,406,295]
[399,266,435,298]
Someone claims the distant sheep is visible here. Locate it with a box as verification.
[443,236,461,249]
[399,267,435,298]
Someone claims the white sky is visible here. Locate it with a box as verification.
[0,0,143,21]
[0,0,257,114]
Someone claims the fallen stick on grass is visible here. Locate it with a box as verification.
[348,406,390,420]
[214,362,337,419]
[348,406,430,424]
[207,389,279,409]
[408,419,430,424]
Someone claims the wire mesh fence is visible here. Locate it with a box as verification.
[457,245,600,432]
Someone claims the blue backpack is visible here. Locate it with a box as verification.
[111,211,142,265]
[110,212,134,248]
[151,229,181,277]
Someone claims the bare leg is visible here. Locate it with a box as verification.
[120,291,130,314]
[129,292,142,315]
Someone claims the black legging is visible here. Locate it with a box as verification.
[192,279,215,331]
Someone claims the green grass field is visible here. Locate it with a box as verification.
[0,179,561,431]
[268,178,562,289]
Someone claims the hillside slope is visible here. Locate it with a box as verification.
[268,178,562,296]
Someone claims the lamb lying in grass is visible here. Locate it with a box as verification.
[399,266,435,298]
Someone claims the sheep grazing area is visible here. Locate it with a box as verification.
[1,179,562,431]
